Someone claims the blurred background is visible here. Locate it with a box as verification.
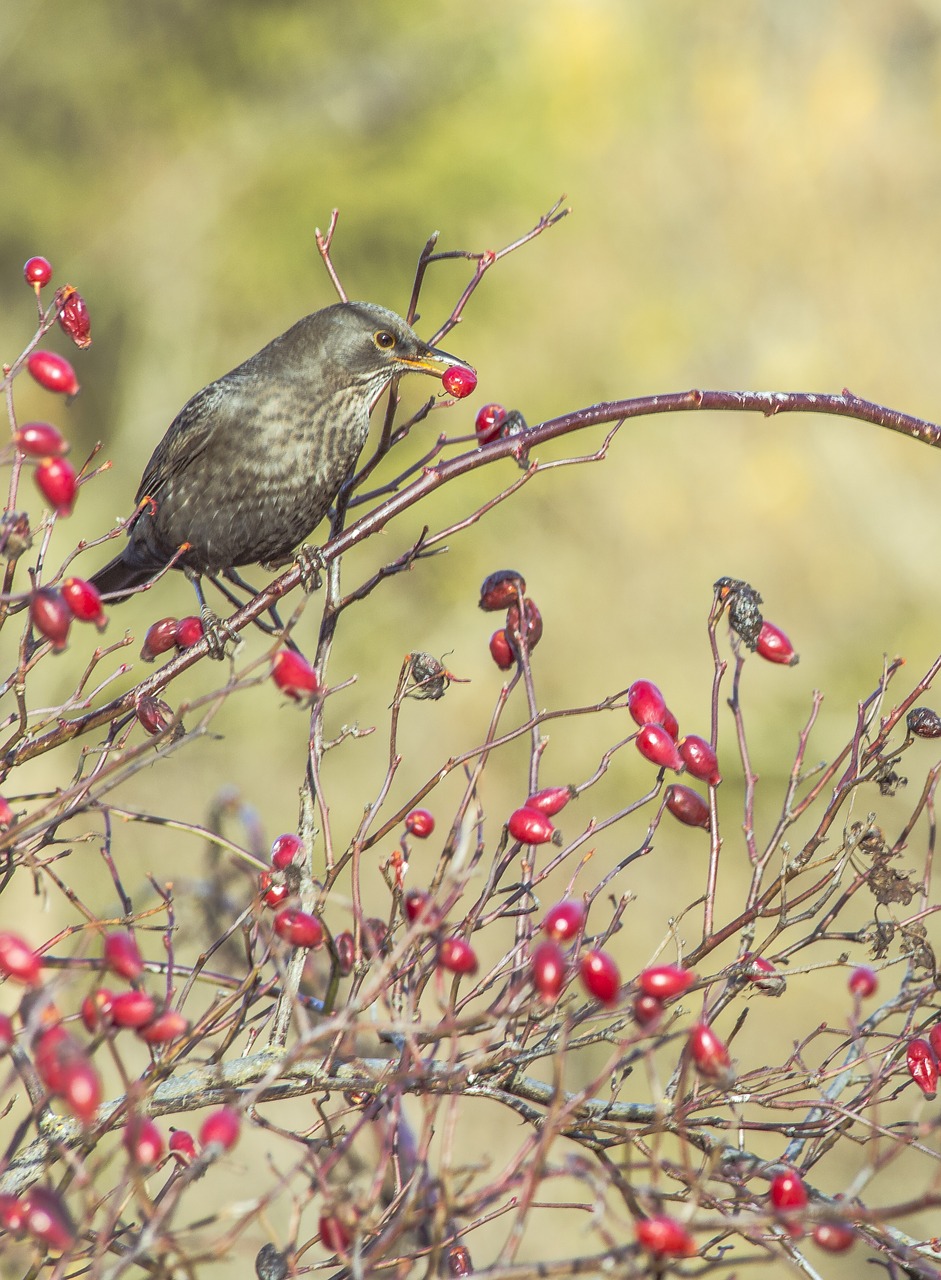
[3,1,941,1274]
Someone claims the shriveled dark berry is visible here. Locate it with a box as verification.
[715,577,763,650]
[478,569,526,611]
[908,707,941,739]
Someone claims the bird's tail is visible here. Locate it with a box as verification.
[88,555,158,604]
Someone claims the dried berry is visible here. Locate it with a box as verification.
[438,936,478,975]
[907,707,941,739]
[333,931,355,976]
[479,569,526,611]
[475,402,506,445]
[61,577,106,629]
[716,576,763,649]
[0,511,32,560]
[447,1244,474,1276]
[35,456,78,515]
[13,421,68,457]
[271,649,319,701]
[677,735,721,786]
[24,256,53,290]
[136,695,177,737]
[55,285,92,349]
[256,1243,290,1280]
[542,899,586,942]
[405,808,435,838]
[506,597,543,656]
[404,651,452,699]
[507,806,556,845]
[531,940,567,1002]
[489,628,514,670]
[665,784,710,829]
[580,949,620,1004]
[27,350,79,397]
[740,953,786,996]
[319,1212,352,1255]
[756,620,799,667]
[442,366,477,398]
[635,723,684,772]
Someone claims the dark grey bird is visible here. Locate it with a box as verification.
[90,301,472,620]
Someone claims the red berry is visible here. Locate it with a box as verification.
[928,1023,941,1064]
[638,965,695,1000]
[478,569,526,611]
[30,587,71,651]
[35,456,78,516]
[270,833,303,870]
[627,679,670,728]
[138,1009,189,1044]
[169,1129,197,1161]
[580,949,621,1004]
[258,871,290,909]
[542,899,586,942]
[0,931,42,985]
[140,617,179,660]
[319,1211,352,1255]
[770,1168,808,1212]
[635,723,684,772]
[438,936,479,975]
[849,965,877,998]
[104,931,144,981]
[0,1193,26,1233]
[508,806,556,845]
[632,994,664,1027]
[506,597,543,656]
[13,421,68,457]
[403,888,435,924]
[273,907,324,949]
[687,1021,733,1084]
[405,808,435,838]
[81,988,115,1032]
[362,918,388,956]
[0,796,12,828]
[442,366,477,398]
[531,940,567,1002]
[24,256,53,289]
[740,953,786,996]
[447,1244,473,1276]
[174,614,204,649]
[61,577,106,629]
[27,349,79,397]
[271,649,319,701]
[59,1055,101,1125]
[661,705,680,740]
[0,1012,13,1051]
[56,285,92,349]
[124,1116,164,1166]
[35,1025,73,1092]
[677,734,721,786]
[489,629,514,670]
[110,990,157,1029]
[635,1215,696,1258]
[22,1185,76,1252]
[475,402,506,444]
[136,694,175,736]
[756,620,799,666]
[199,1105,240,1151]
[525,785,575,817]
[906,1037,938,1098]
[665,784,710,829]
[812,1222,855,1253]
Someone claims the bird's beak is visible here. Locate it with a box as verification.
[399,342,475,379]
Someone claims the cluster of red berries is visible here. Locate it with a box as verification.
[13,417,79,517]
[532,898,620,1005]
[627,679,721,805]
[479,568,543,671]
[29,576,107,652]
[256,832,326,950]
[139,614,205,660]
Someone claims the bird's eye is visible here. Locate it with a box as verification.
[374,330,396,350]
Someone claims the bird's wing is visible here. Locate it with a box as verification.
[134,377,238,505]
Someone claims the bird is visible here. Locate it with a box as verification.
[90,301,472,647]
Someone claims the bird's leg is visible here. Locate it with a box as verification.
[293,545,325,594]
[184,568,237,660]
[218,569,299,647]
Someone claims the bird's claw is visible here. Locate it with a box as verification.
[200,609,239,660]
[295,545,325,594]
